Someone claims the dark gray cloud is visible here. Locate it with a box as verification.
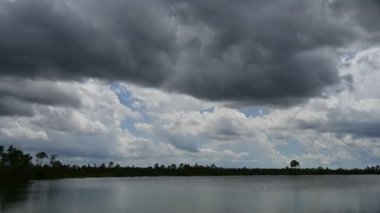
[295,107,380,139]
[0,0,176,84]
[326,109,380,138]
[164,0,356,105]
[0,78,82,116]
[0,78,81,107]
[0,0,379,107]
[0,97,34,116]
[329,0,380,33]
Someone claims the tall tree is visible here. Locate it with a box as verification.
[49,154,59,167]
[108,161,114,168]
[36,152,49,166]
[290,160,300,169]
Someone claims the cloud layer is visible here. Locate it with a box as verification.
[1,0,380,167]
[1,0,380,106]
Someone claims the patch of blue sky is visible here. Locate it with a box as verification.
[110,82,141,110]
[111,82,152,133]
[120,118,138,134]
[238,106,269,117]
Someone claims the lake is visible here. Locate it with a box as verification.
[1,175,380,213]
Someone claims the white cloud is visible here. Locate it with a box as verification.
[0,80,144,161]
[120,83,217,113]
[1,47,380,167]
[0,120,48,140]
[110,47,380,167]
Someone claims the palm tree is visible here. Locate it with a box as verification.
[290,160,300,169]
[35,151,49,166]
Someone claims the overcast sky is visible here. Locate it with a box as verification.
[1,0,380,168]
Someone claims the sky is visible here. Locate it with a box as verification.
[1,0,380,168]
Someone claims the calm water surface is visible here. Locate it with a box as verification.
[1,175,380,213]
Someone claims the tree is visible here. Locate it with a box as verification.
[108,161,114,168]
[49,154,57,166]
[154,163,160,170]
[49,154,62,167]
[168,164,177,170]
[35,151,49,166]
[290,160,300,169]
[0,146,3,167]
[1,145,32,168]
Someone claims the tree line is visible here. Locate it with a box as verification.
[1,145,380,181]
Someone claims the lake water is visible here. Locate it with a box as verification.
[1,175,380,213]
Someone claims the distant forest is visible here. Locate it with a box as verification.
[1,145,379,181]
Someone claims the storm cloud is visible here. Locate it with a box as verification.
[0,77,82,116]
[1,0,380,108]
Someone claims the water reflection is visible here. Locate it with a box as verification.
[1,176,380,213]
[0,181,31,211]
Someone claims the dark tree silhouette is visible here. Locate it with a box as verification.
[49,154,57,166]
[154,163,160,170]
[1,145,380,181]
[108,162,114,168]
[0,146,3,167]
[168,164,176,170]
[290,160,300,169]
[1,146,32,168]
[35,152,48,166]
[49,154,62,167]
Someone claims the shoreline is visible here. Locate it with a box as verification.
[2,167,380,182]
